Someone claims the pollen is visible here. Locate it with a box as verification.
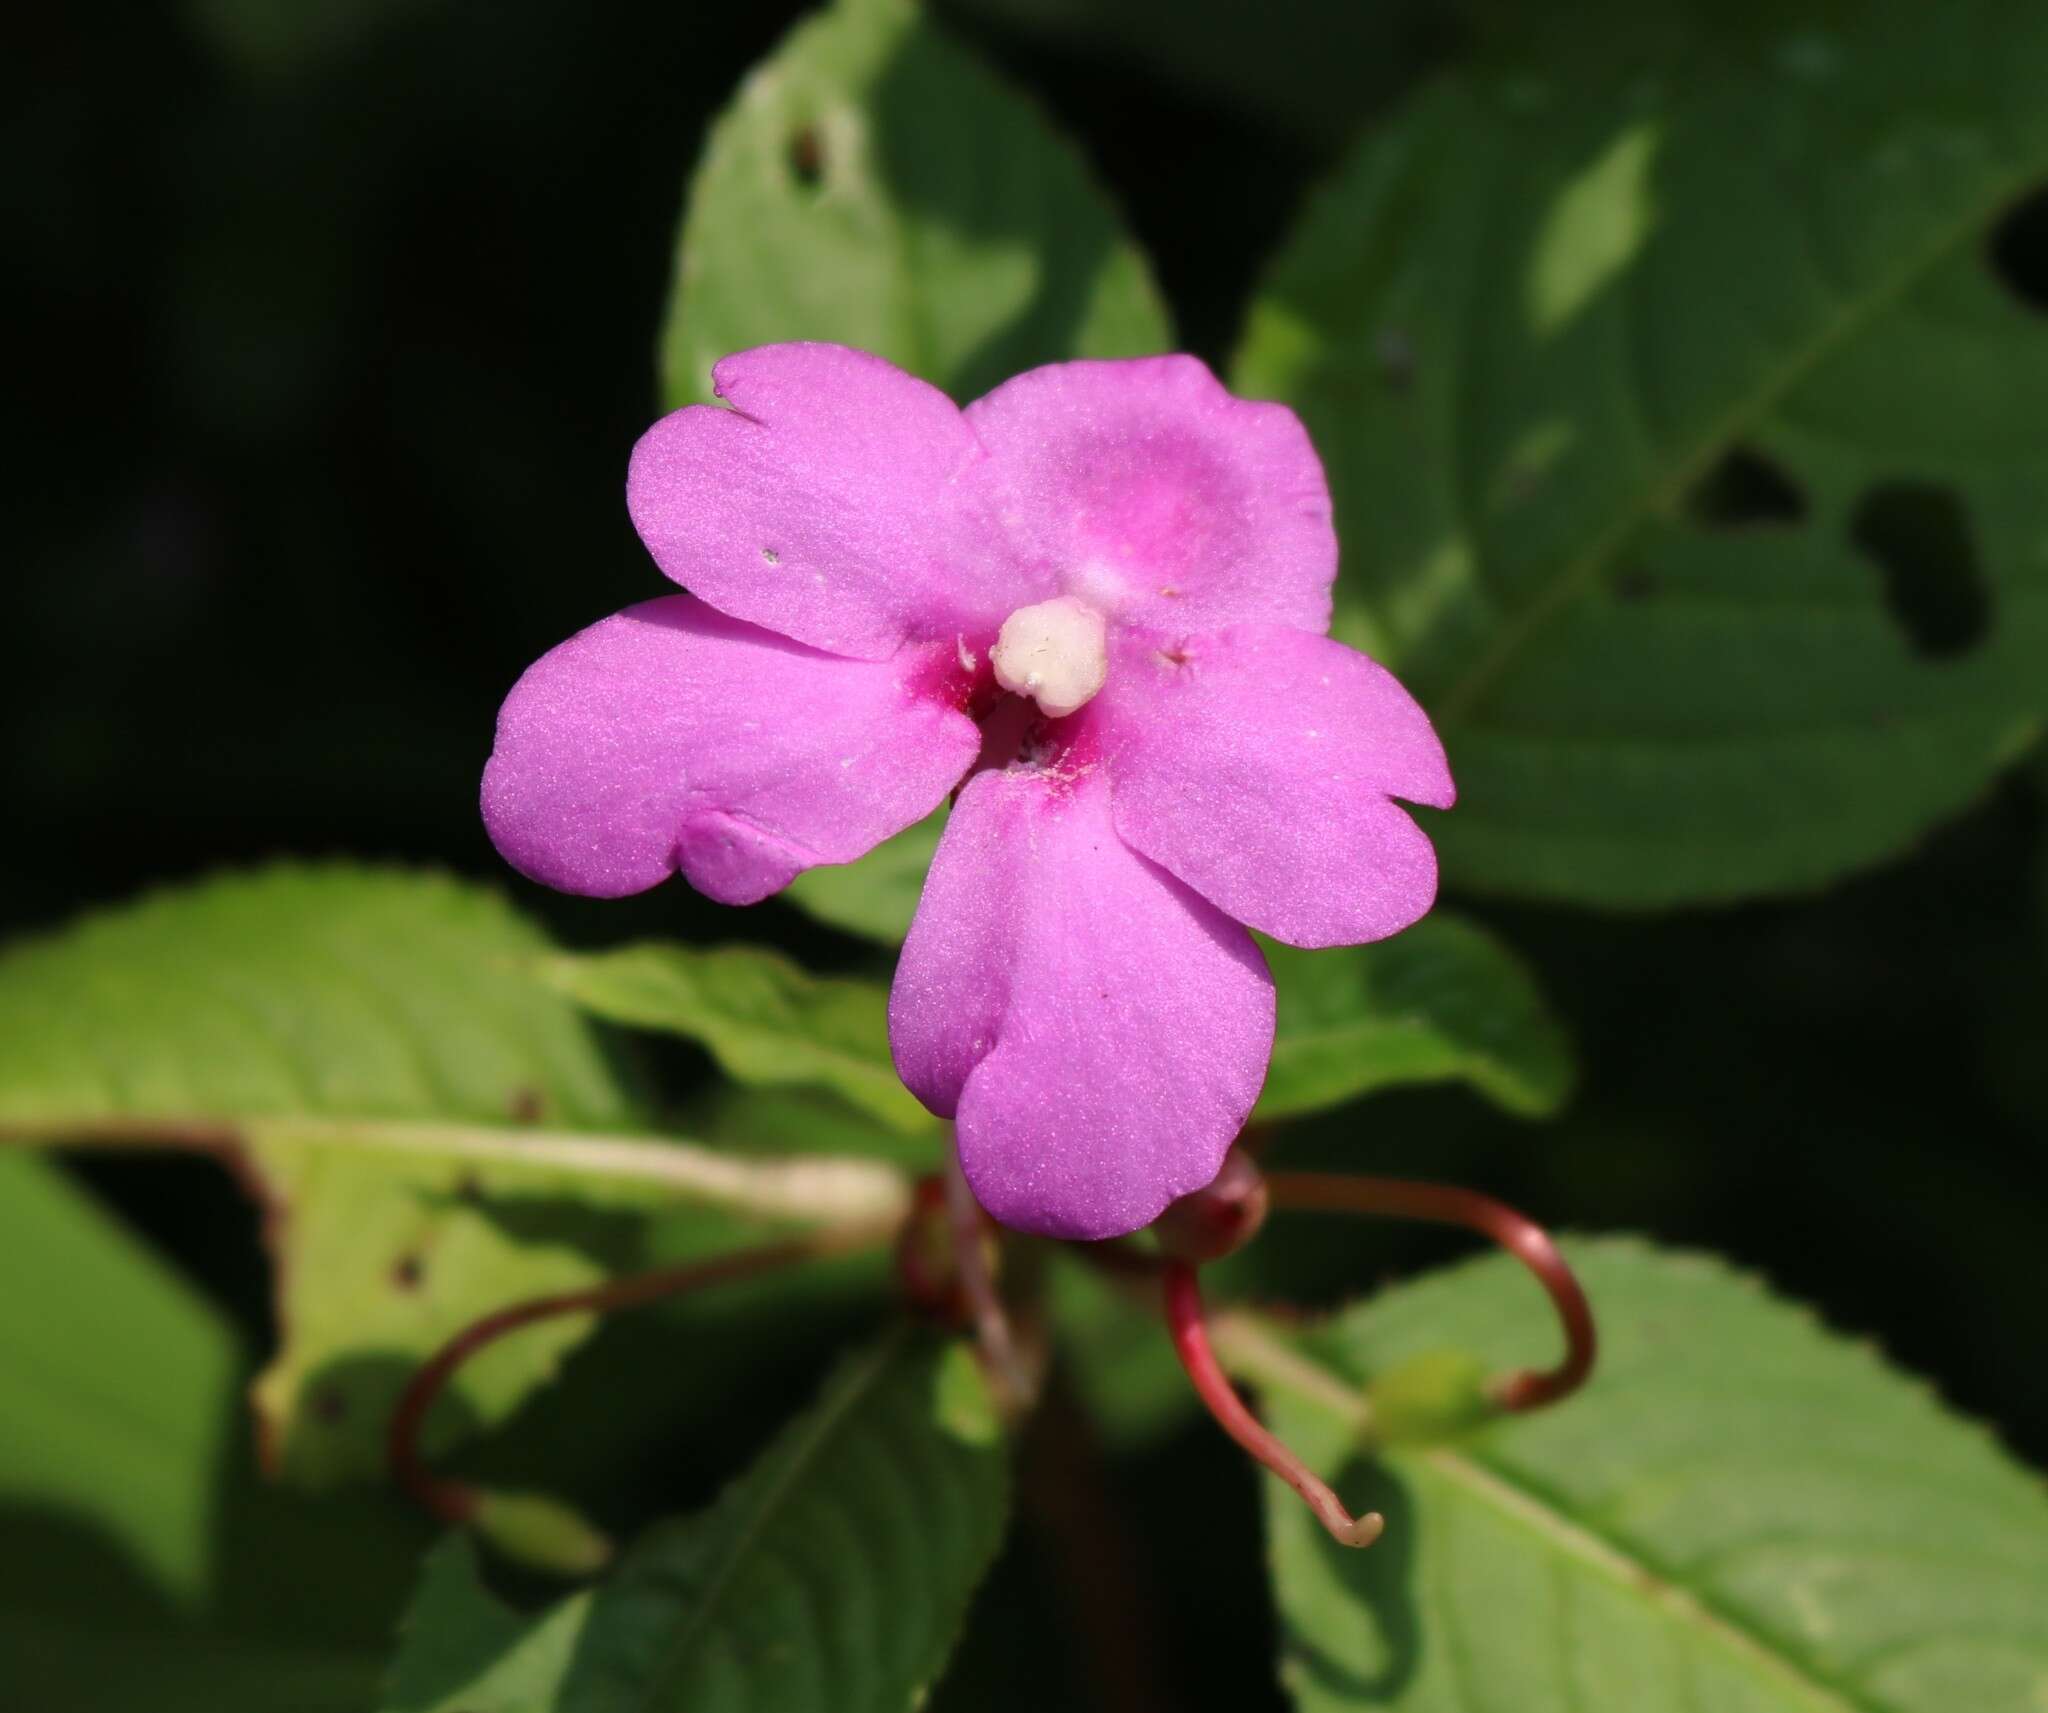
[991,596,1109,719]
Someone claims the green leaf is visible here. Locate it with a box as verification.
[382,1328,1011,1713]
[683,1083,947,1171]
[0,1152,240,1606]
[948,0,1439,147]
[658,0,1169,409]
[238,1127,632,1487]
[783,806,945,946]
[788,866,1577,1123]
[0,865,908,1486]
[1260,1238,2048,1711]
[1044,1253,1195,1451]
[1236,11,2048,905]
[185,0,434,79]
[0,1151,428,1711]
[1259,915,1574,1122]
[0,862,639,1136]
[539,942,932,1137]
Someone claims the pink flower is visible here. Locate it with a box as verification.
[482,344,1452,1239]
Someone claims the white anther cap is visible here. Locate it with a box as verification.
[990,596,1109,719]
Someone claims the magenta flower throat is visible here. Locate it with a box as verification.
[482,343,1453,1240]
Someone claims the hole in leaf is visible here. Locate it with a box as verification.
[787,126,825,191]
[1848,481,1990,658]
[1686,446,1806,528]
[1989,184,2048,311]
[1376,328,1417,392]
[392,1253,425,1292]
[1612,561,1658,602]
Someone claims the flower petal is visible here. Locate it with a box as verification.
[889,759,1275,1239]
[964,355,1334,637]
[1101,624,1453,948]
[628,343,1033,661]
[482,595,979,902]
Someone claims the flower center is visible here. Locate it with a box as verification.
[990,596,1108,719]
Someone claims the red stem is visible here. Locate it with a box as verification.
[386,1222,895,1523]
[894,1175,960,1319]
[1262,1172,1596,1410]
[1161,1260,1384,1550]
[945,1148,1033,1410]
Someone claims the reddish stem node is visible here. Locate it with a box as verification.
[895,1174,966,1322]
[386,1221,895,1526]
[1262,1172,1596,1410]
[1154,1144,1271,1262]
[945,1149,1037,1412]
[1161,1260,1384,1550]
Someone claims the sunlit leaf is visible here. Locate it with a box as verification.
[783,808,946,948]
[1261,1238,2048,1711]
[683,1083,947,1171]
[1260,915,1573,1121]
[659,0,1168,411]
[539,941,932,1137]
[0,866,906,1486]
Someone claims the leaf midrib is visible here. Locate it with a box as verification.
[633,1329,906,1710]
[0,1114,911,1226]
[1436,156,2042,724]
[1413,1446,1875,1713]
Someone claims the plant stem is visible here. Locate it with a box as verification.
[386,1217,902,1525]
[1161,1261,1384,1550]
[0,1114,912,1226]
[1262,1171,1596,1409]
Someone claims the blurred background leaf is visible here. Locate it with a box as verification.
[784,807,947,946]
[0,1150,433,1711]
[1237,2,2048,904]
[0,1150,240,1610]
[947,0,1453,150]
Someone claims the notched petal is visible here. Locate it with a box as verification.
[481,595,979,902]
[629,342,1031,658]
[1102,624,1452,948]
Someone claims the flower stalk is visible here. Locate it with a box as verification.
[1261,1171,1596,1409]
[1161,1259,1385,1549]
